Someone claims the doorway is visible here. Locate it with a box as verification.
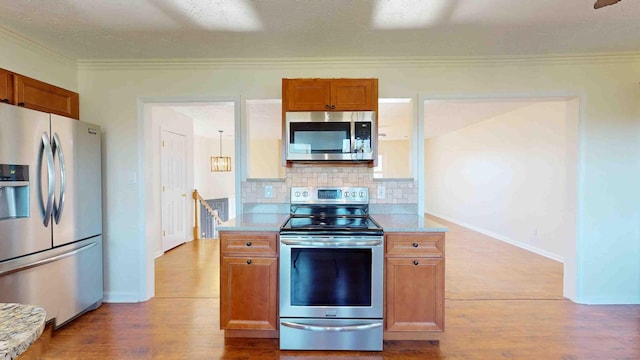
[421,96,579,300]
[142,97,240,299]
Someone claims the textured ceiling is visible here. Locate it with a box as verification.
[0,0,638,59]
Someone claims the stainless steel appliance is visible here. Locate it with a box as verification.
[285,111,376,161]
[279,186,384,351]
[0,103,103,328]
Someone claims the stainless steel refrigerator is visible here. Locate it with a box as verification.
[0,103,103,328]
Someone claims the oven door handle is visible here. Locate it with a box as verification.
[280,239,382,247]
[281,321,382,332]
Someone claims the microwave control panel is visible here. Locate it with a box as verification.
[354,122,372,140]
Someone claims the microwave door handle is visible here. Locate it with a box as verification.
[38,132,55,227]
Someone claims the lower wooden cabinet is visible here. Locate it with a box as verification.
[384,232,445,340]
[220,257,278,332]
[219,230,445,341]
[219,231,279,338]
[385,257,444,334]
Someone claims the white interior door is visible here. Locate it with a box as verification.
[161,129,187,252]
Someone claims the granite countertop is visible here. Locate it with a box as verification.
[0,303,46,360]
[218,213,290,232]
[371,214,448,232]
[217,213,447,233]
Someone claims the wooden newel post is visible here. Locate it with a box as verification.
[193,189,200,240]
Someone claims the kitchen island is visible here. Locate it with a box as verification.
[218,213,447,341]
[0,303,46,360]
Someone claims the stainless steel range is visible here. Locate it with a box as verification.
[279,186,384,351]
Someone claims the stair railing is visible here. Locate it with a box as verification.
[193,189,224,239]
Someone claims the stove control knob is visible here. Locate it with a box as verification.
[351,191,357,197]
[294,191,301,197]
[359,191,365,198]
[303,191,308,197]
[345,192,350,197]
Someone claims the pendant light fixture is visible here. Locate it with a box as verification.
[211,130,231,172]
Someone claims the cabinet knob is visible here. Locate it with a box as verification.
[325,104,330,109]
[246,241,252,247]
[412,242,419,248]
[330,105,336,110]
[413,260,419,266]
[17,102,25,107]
[246,259,252,265]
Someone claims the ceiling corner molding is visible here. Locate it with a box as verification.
[76,52,640,71]
[0,26,76,67]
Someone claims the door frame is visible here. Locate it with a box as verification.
[418,91,583,303]
[139,96,242,300]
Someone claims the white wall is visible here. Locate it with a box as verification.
[0,28,77,91]
[378,140,412,178]
[74,54,640,305]
[424,101,574,261]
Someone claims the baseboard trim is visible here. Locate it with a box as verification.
[425,212,564,263]
[102,292,143,303]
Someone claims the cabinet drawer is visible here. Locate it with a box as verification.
[385,232,444,257]
[220,232,277,256]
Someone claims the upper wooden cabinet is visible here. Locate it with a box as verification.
[14,74,79,119]
[283,78,378,112]
[0,68,14,104]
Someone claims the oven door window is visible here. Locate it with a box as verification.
[290,248,372,306]
[289,122,350,154]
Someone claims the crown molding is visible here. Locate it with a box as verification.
[76,52,640,71]
[0,26,76,67]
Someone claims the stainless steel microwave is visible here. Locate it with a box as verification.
[285,111,376,161]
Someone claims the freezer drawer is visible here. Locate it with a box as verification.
[0,236,103,327]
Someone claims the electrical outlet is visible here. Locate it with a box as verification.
[264,185,274,198]
[377,185,385,199]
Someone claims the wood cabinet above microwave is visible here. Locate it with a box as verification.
[0,68,14,104]
[0,67,80,120]
[283,78,378,112]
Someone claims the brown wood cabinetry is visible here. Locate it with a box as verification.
[0,68,14,104]
[14,74,79,119]
[0,67,79,119]
[283,78,378,112]
[384,232,445,340]
[219,231,279,338]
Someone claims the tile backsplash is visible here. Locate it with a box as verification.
[242,164,417,213]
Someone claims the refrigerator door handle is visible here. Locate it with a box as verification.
[52,133,66,224]
[38,132,55,227]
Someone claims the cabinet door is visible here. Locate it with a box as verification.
[0,68,13,104]
[14,74,79,119]
[284,78,331,111]
[386,257,444,332]
[330,79,376,111]
[220,256,278,331]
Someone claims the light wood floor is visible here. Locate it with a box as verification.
[38,216,640,359]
